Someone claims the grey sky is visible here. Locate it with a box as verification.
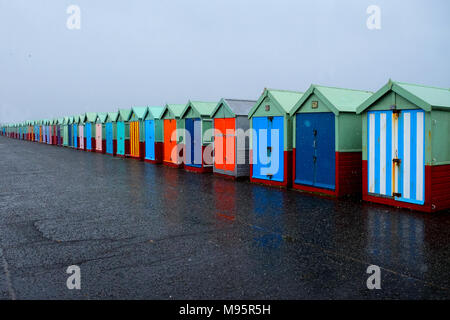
[1,0,449,123]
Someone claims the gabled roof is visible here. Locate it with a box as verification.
[180,100,218,119]
[96,113,108,123]
[106,112,119,122]
[147,106,165,119]
[85,112,98,123]
[290,84,373,115]
[210,98,257,118]
[248,88,304,118]
[131,106,148,120]
[161,104,185,119]
[357,80,450,114]
[78,114,86,124]
[118,109,132,121]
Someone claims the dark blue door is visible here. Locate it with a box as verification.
[106,123,113,154]
[145,120,155,160]
[252,116,284,182]
[68,125,72,146]
[185,118,202,167]
[295,113,335,190]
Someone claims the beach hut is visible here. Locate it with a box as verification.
[210,98,257,179]
[129,107,148,160]
[62,117,69,147]
[289,84,373,197]
[117,109,132,157]
[160,104,185,168]
[44,120,51,144]
[356,80,450,213]
[57,118,63,145]
[95,113,107,153]
[51,119,58,145]
[248,88,304,188]
[105,112,119,156]
[53,119,57,144]
[72,116,79,149]
[34,121,39,142]
[180,100,218,173]
[144,106,165,163]
[77,114,86,150]
[84,112,97,152]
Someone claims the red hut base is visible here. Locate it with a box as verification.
[144,142,164,164]
[291,151,362,197]
[163,161,183,168]
[362,161,450,213]
[249,150,293,188]
[184,146,213,173]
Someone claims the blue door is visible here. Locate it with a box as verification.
[68,125,72,146]
[252,116,284,182]
[117,121,125,155]
[73,124,78,148]
[295,113,335,190]
[145,120,155,160]
[185,118,202,167]
[106,123,113,154]
[86,123,92,150]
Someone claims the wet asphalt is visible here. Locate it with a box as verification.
[0,136,449,300]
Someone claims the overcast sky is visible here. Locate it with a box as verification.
[1,0,449,123]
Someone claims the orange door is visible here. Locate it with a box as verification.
[214,118,235,172]
[130,121,140,157]
[164,119,177,163]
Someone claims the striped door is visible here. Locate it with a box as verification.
[367,110,425,204]
[130,121,140,157]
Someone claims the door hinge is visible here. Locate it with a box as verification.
[268,116,273,122]
[393,158,401,165]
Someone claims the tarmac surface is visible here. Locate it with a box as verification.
[0,135,449,299]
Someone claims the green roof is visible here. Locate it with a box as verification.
[162,104,185,118]
[180,100,218,118]
[106,112,119,122]
[131,107,148,120]
[85,112,98,123]
[249,88,304,118]
[357,80,450,113]
[290,84,373,115]
[96,112,108,123]
[118,109,132,121]
[147,106,165,119]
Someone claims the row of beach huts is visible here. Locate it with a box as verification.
[1,80,450,213]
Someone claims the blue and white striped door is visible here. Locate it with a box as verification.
[368,110,425,204]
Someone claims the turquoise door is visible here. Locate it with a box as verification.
[117,121,125,155]
[86,123,92,150]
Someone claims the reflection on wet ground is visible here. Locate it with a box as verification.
[0,136,449,299]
